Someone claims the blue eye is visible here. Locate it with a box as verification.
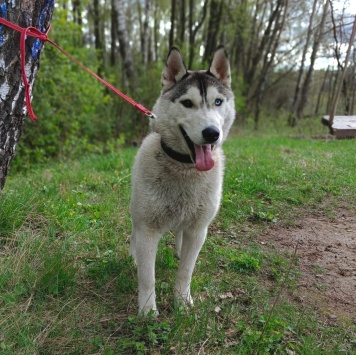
[215,98,223,106]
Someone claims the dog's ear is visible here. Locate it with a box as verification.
[161,47,187,89]
[208,46,231,88]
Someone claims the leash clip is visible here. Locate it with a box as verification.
[146,112,156,119]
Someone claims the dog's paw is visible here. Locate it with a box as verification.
[138,307,159,318]
[174,292,194,309]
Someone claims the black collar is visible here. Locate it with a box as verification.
[160,140,195,164]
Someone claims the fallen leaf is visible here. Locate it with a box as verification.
[219,291,234,299]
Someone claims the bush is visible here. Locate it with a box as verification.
[13,8,162,170]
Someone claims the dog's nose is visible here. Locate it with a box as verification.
[202,126,220,143]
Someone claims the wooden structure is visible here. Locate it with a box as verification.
[323,15,356,138]
[322,115,356,138]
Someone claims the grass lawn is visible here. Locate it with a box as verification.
[1,133,355,354]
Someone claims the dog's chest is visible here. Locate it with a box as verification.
[131,135,223,230]
[147,168,221,229]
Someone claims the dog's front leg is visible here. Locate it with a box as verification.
[174,230,183,259]
[132,228,160,316]
[174,227,207,308]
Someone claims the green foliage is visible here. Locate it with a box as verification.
[236,316,295,353]
[228,252,261,273]
[13,6,163,171]
[16,12,111,167]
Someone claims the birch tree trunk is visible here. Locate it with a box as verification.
[0,0,54,191]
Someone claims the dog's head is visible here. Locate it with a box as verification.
[152,47,235,171]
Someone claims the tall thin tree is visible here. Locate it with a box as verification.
[296,0,329,121]
[169,0,176,49]
[188,0,208,69]
[114,0,137,91]
[290,0,318,124]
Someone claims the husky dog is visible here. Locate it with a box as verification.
[129,46,235,315]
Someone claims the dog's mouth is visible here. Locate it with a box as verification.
[180,127,215,172]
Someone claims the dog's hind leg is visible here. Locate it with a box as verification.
[174,227,207,308]
[133,227,160,316]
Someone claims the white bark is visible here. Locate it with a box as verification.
[0,1,54,190]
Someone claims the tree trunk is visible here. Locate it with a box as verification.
[291,0,318,123]
[253,0,288,129]
[296,0,329,121]
[169,0,176,49]
[93,0,104,75]
[72,0,84,47]
[72,0,83,27]
[153,2,159,61]
[350,49,356,114]
[178,0,186,47]
[188,0,193,65]
[0,0,54,191]
[245,0,286,100]
[315,65,329,115]
[114,0,137,91]
[110,0,118,66]
[142,0,151,65]
[341,73,349,115]
[203,0,223,63]
[326,70,338,114]
[188,0,208,69]
[244,0,264,82]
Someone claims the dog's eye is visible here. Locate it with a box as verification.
[215,98,223,106]
[181,99,193,108]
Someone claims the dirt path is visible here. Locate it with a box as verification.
[259,206,356,319]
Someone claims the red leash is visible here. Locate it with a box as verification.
[0,17,155,121]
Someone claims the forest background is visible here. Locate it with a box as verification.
[14,0,356,169]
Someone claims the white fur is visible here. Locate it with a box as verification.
[129,47,235,316]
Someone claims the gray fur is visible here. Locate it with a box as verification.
[129,47,235,316]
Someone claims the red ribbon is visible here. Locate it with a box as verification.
[0,17,155,120]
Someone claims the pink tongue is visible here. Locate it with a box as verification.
[194,144,215,171]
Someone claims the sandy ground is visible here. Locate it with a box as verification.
[259,206,356,320]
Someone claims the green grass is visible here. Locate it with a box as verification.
[1,136,355,354]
